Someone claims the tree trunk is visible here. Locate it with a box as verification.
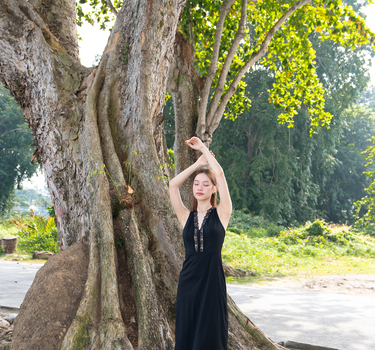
[0,1,285,349]
[168,32,201,208]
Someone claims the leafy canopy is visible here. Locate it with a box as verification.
[76,0,375,134]
[179,0,375,133]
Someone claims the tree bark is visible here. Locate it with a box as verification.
[0,0,285,349]
[168,32,201,208]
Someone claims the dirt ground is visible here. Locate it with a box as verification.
[258,274,375,296]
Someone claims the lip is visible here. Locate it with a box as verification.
[196,193,203,196]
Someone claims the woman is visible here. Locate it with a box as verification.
[169,136,232,350]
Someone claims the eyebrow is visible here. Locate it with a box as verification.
[194,180,210,183]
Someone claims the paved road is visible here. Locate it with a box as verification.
[1,261,374,350]
[0,261,43,309]
[227,284,375,350]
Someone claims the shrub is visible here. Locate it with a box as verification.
[305,220,327,237]
[12,209,60,253]
[245,227,267,238]
[228,209,275,231]
[266,223,283,237]
[227,227,242,235]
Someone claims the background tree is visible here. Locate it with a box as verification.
[0,84,38,214]
[0,0,374,349]
[172,0,373,202]
[207,0,375,225]
[314,105,375,223]
[354,135,375,235]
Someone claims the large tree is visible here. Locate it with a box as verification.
[0,0,373,349]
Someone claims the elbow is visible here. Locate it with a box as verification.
[169,178,177,190]
[215,168,225,178]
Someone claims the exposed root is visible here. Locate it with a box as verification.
[60,238,100,349]
[97,73,132,206]
[228,295,285,350]
[61,55,132,349]
[113,217,139,348]
[120,208,175,350]
[223,263,257,277]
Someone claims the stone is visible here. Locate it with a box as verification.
[12,243,89,350]
[0,319,9,329]
[0,339,12,349]
[32,251,54,259]
[5,315,16,326]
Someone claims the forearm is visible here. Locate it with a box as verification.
[169,161,200,189]
[201,146,223,176]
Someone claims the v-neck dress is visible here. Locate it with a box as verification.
[174,207,228,350]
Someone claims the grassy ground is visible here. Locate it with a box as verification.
[223,219,375,284]
[0,251,47,264]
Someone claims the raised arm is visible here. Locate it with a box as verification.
[185,137,232,228]
[169,153,212,227]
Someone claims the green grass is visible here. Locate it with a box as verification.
[0,251,46,264]
[223,219,375,284]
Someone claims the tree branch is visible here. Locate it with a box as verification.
[197,0,236,141]
[1,128,23,137]
[208,0,311,135]
[29,0,79,60]
[187,8,195,59]
[105,0,118,15]
[206,0,247,128]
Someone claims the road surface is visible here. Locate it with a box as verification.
[0,261,374,349]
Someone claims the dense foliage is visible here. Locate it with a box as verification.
[209,1,375,225]
[179,0,374,129]
[11,210,60,253]
[0,84,38,214]
[354,136,375,235]
[210,80,375,225]
[79,0,374,136]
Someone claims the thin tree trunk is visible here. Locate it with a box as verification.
[0,1,285,349]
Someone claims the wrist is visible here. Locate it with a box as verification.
[200,145,209,154]
[193,160,201,168]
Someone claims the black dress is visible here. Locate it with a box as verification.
[175,207,228,350]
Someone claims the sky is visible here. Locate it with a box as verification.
[22,4,375,192]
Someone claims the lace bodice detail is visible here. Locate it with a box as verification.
[193,207,214,252]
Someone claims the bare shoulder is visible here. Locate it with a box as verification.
[216,205,232,231]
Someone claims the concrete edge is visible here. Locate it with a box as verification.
[278,340,340,350]
[0,306,20,312]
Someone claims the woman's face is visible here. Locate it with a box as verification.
[193,173,215,202]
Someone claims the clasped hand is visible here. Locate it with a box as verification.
[185,137,215,166]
